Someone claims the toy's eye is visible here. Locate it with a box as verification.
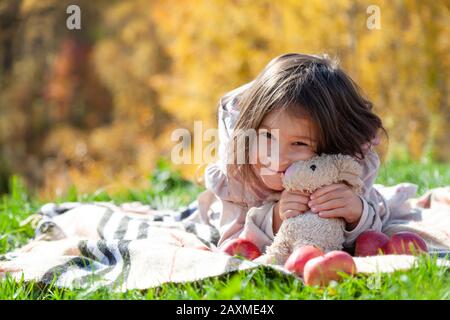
[310,164,317,171]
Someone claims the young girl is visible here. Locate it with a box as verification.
[202,53,390,253]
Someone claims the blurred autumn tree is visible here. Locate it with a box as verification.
[0,0,448,197]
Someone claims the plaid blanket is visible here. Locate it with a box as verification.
[0,200,272,291]
[0,184,449,291]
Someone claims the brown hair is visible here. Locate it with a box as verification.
[226,53,386,186]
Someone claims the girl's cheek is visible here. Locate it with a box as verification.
[292,147,317,162]
[260,173,284,191]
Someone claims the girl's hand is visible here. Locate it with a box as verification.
[274,189,310,221]
[273,189,310,235]
[308,183,363,228]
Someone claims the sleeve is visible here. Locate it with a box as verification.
[342,150,391,247]
[217,197,277,253]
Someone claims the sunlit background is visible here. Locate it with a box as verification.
[0,0,448,198]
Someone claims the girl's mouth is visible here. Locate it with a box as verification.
[260,165,285,174]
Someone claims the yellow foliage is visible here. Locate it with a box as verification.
[0,0,448,196]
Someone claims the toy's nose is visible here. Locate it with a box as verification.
[310,164,317,171]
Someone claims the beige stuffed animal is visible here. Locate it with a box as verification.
[262,154,364,265]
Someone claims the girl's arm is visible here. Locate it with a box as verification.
[205,162,277,253]
[218,197,277,252]
[342,150,391,247]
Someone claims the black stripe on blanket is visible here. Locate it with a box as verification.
[41,257,96,285]
[431,251,450,259]
[38,204,73,217]
[137,222,149,239]
[96,208,114,239]
[54,206,72,215]
[113,240,132,289]
[97,240,117,265]
[179,201,199,220]
[75,240,132,290]
[114,216,132,239]
[73,264,115,289]
[40,239,134,289]
[184,222,220,246]
[78,240,99,261]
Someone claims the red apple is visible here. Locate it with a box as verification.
[384,232,428,255]
[355,230,390,256]
[303,251,357,286]
[284,245,324,276]
[220,238,261,260]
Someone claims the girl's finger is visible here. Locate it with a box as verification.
[310,183,344,200]
[298,204,309,212]
[280,202,307,211]
[289,204,309,213]
[289,190,311,197]
[318,208,347,219]
[283,193,310,204]
[311,198,345,213]
[280,203,309,213]
[280,202,309,212]
[309,189,344,206]
[281,209,301,220]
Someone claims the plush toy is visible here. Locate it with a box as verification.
[262,154,364,265]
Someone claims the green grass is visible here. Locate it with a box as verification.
[0,158,449,300]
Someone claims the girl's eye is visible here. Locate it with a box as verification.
[261,131,273,139]
[293,141,308,146]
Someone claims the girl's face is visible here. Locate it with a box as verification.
[252,108,317,191]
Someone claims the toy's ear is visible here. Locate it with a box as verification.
[334,154,364,194]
